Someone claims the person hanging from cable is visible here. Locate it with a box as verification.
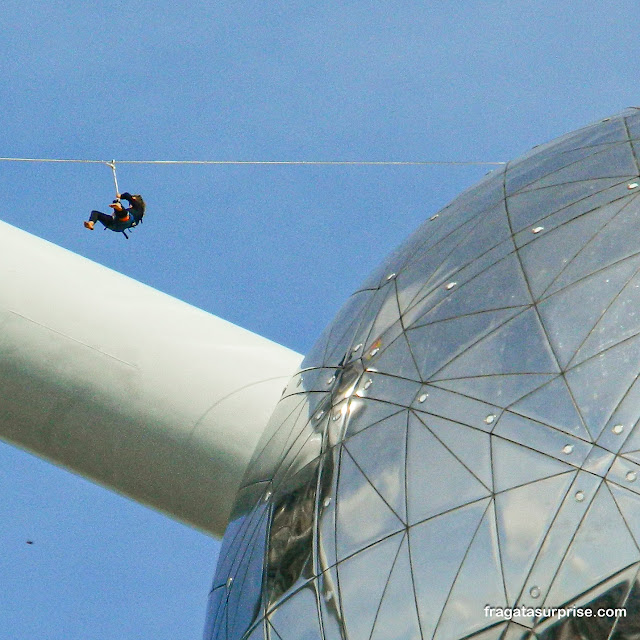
[84,192,146,239]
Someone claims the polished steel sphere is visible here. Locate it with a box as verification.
[207,108,640,640]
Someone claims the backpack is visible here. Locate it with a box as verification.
[130,194,146,223]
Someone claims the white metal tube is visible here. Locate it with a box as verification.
[0,220,302,537]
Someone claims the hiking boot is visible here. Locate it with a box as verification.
[84,221,95,230]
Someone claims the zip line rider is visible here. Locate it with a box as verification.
[84,192,145,238]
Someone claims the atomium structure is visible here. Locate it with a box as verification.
[205,108,640,639]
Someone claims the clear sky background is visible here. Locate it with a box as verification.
[0,1,638,638]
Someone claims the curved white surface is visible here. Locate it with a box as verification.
[0,220,302,537]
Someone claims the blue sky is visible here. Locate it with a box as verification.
[0,1,639,638]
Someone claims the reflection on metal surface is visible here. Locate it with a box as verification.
[207,108,640,639]
[266,457,319,604]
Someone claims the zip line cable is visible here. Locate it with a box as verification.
[0,158,506,202]
[0,157,507,166]
[2,156,507,236]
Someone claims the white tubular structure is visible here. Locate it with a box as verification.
[0,220,302,537]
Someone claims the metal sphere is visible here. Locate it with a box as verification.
[207,108,640,640]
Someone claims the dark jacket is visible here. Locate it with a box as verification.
[119,193,146,224]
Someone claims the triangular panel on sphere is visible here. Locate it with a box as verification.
[418,253,532,323]
[537,255,640,368]
[372,331,422,382]
[338,534,404,640]
[492,436,574,492]
[510,376,590,440]
[336,448,405,560]
[521,142,637,191]
[574,267,640,365]
[519,197,629,300]
[566,334,640,440]
[433,374,556,408]
[545,201,640,298]
[507,177,629,233]
[420,413,492,488]
[435,309,560,379]
[434,502,507,640]
[496,474,575,604]
[370,535,422,640]
[344,414,407,522]
[407,309,526,380]
[410,500,490,640]
[406,414,490,524]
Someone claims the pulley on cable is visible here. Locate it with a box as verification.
[83,160,146,240]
